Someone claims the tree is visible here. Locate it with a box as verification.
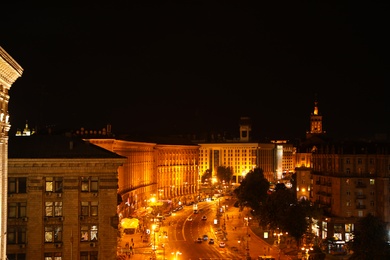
[349,213,390,259]
[259,186,297,230]
[201,169,211,183]
[233,167,269,212]
[216,166,233,184]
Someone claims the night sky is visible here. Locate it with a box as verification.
[1,1,388,140]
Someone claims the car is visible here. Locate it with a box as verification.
[203,234,208,241]
[208,238,214,244]
[196,238,202,243]
[201,215,207,221]
[193,209,199,214]
[187,217,193,222]
[219,241,226,248]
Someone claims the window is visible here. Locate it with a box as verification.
[81,177,98,192]
[8,202,27,218]
[45,202,63,217]
[346,158,350,164]
[358,211,363,217]
[44,252,62,260]
[44,226,63,243]
[358,158,362,164]
[46,177,63,193]
[8,177,27,194]
[81,201,98,217]
[6,254,26,260]
[80,225,98,242]
[80,251,98,260]
[370,179,375,185]
[7,227,26,245]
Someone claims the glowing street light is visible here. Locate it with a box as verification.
[171,251,182,260]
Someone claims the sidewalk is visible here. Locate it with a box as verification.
[218,203,294,260]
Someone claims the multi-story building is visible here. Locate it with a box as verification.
[295,99,390,254]
[85,135,200,223]
[197,117,295,184]
[0,46,23,260]
[7,135,126,260]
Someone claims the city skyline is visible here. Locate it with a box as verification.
[2,1,388,140]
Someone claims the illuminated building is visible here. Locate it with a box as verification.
[197,117,295,184]
[85,136,200,221]
[7,135,126,259]
[0,46,23,260]
[295,99,390,254]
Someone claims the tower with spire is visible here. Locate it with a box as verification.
[306,96,326,139]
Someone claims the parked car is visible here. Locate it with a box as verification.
[196,237,202,243]
[187,217,193,221]
[219,241,226,248]
[202,215,207,221]
[208,238,214,244]
[203,234,208,241]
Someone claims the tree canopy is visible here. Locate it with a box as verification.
[233,167,269,212]
[349,213,390,259]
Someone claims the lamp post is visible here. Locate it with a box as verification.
[152,224,157,252]
[245,215,251,258]
[171,251,182,260]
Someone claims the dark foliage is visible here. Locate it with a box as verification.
[349,213,390,259]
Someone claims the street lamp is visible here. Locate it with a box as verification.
[171,251,182,260]
[244,215,252,258]
[152,224,157,252]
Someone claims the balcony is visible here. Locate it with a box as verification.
[356,204,366,209]
[355,194,366,199]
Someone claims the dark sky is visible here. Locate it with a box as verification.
[1,1,388,140]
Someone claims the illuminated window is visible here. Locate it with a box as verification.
[45,202,63,217]
[80,225,98,242]
[370,179,375,185]
[81,177,98,192]
[44,252,62,260]
[45,177,63,193]
[44,226,62,243]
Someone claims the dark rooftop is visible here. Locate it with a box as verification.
[8,134,125,159]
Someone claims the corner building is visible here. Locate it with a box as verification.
[7,135,126,260]
[0,47,23,260]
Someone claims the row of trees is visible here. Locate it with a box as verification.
[232,167,390,259]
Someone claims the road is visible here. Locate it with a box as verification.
[120,197,294,259]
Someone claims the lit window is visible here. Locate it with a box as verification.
[81,177,99,192]
[45,226,62,243]
[46,177,63,193]
[45,202,63,217]
[44,252,62,260]
[80,225,98,242]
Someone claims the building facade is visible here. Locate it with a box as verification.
[7,135,126,260]
[295,99,390,254]
[85,138,200,222]
[0,46,23,260]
